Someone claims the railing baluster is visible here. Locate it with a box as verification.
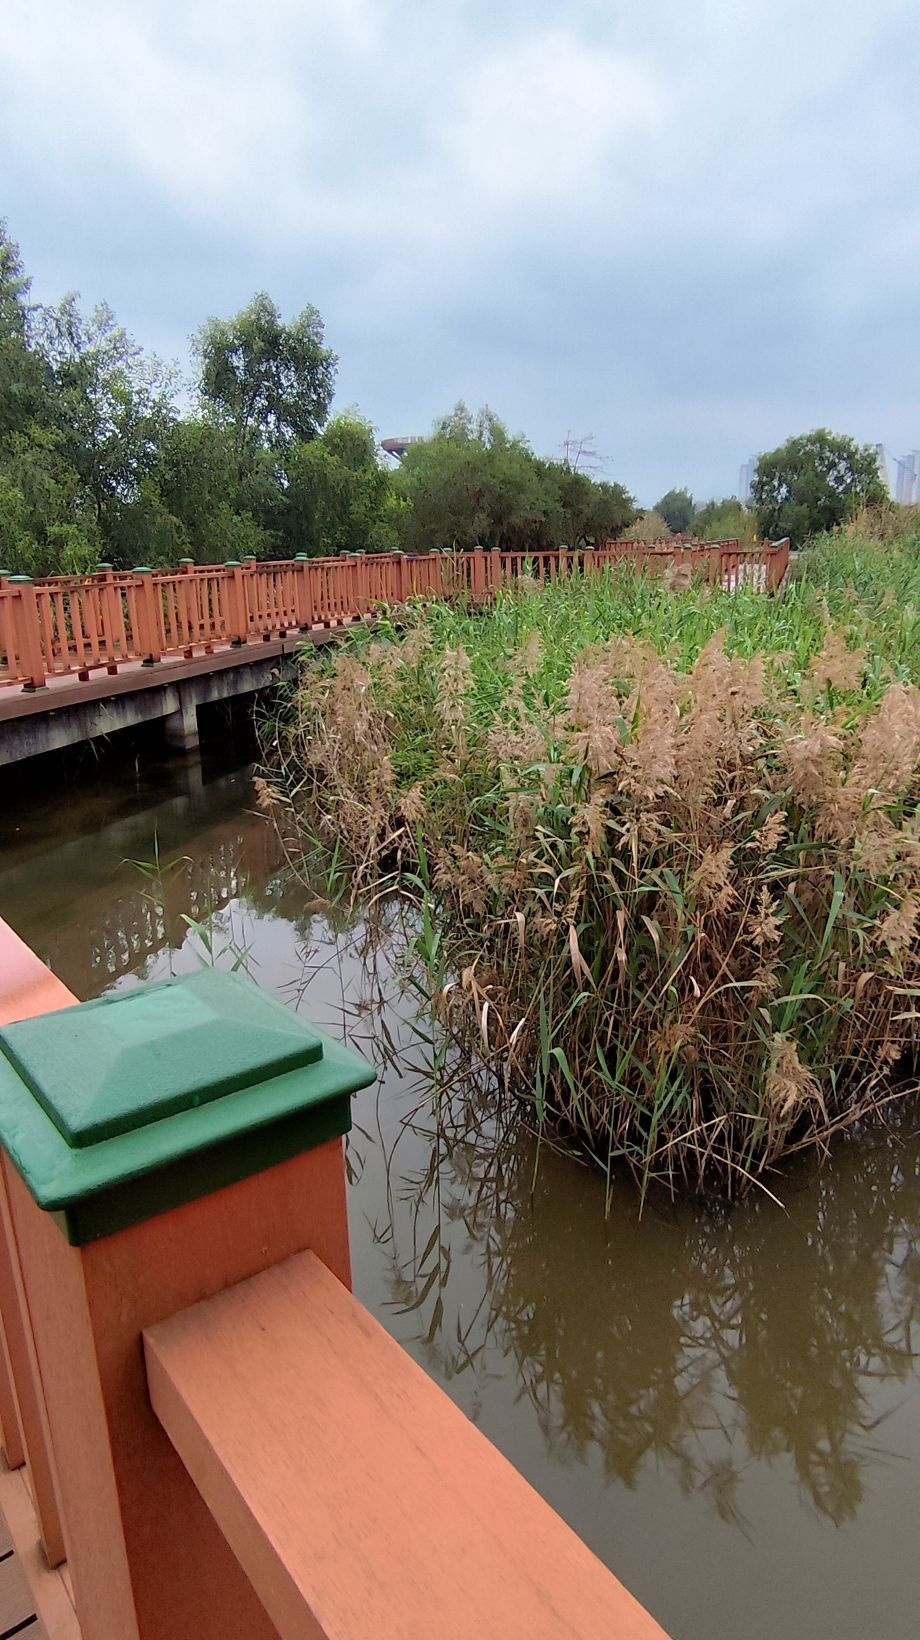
[0,1165,66,1566]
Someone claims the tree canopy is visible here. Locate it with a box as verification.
[621,509,671,542]
[195,293,336,473]
[655,487,694,533]
[691,496,757,544]
[752,429,887,544]
[393,403,634,553]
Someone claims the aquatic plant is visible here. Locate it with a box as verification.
[265,520,920,1200]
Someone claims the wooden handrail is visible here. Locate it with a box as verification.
[145,1250,669,1640]
[0,922,82,1577]
[0,542,790,691]
[0,912,670,1637]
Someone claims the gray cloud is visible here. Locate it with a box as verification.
[1,0,917,502]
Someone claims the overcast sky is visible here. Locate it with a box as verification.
[1,0,917,503]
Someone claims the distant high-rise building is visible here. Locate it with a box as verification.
[894,451,920,505]
[738,455,758,503]
[873,444,892,496]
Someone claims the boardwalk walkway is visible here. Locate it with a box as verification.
[0,1463,79,1638]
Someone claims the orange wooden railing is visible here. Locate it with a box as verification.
[0,914,671,1639]
[0,539,790,692]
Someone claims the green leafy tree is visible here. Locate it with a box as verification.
[393,404,634,554]
[394,408,542,552]
[195,293,336,477]
[147,419,236,558]
[655,487,694,533]
[0,472,33,568]
[549,463,635,545]
[0,222,50,445]
[752,430,887,545]
[37,295,176,539]
[691,496,757,544]
[280,415,395,556]
[621,508,672,542]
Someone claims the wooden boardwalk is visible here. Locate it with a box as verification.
[0,1463,80,1639]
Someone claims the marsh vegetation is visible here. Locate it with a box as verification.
[265,515,920,1201]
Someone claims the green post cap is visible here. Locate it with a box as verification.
[132,565,153,575]
[0,969,375,1245]
[224,559,242,568]
[294,553,310,561]
[8,574,33,583]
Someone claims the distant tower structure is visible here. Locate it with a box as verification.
[894,451,920,505]
[738,455,758,503]
[381,436,425,461]
[873,444,892,496]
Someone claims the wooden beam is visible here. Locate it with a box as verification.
[146,1251,669,1640]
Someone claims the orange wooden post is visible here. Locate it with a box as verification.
[0,1309,24,1469]
[292,554,315,630]
[0,1168,67,1566]
[0,920,374,1640]
[6,576,46,690]
[223,560,249,645]
[131,567,162,665]
[391,549,407,602]
[345,552,364,617]
[354,550,371,615]
[470,543,487,599]
[766,537,790,591]
[95,564,122,673]
[175,558,196,656]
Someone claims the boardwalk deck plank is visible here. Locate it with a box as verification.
[0,1548,38,1633]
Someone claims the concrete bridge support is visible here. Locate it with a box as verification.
[163,693,200,753]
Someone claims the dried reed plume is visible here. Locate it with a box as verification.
[265,535,920,1202]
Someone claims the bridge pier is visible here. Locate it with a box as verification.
[163,692,199,753]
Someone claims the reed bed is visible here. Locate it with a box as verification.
[264,523,920,1200]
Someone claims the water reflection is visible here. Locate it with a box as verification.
[339,952,920,1533]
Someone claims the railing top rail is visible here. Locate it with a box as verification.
[12,537,789,593]
[145,1249,669,1639]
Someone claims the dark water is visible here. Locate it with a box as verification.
[2,742,919,1640]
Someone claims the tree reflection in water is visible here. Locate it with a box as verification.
[329,922,920,1533]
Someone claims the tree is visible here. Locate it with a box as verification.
[393,404,634,554]
[195,293,336,476]
[655,487,694,534]
[147,419,236,556]
[0,222,50,444]
[691,496,757,544]
[0,424,96,574]
[36,295,176,537]
[751,430,887,545]
[621,509,672,542]
[549,463,634,545]
[280,415,396,557]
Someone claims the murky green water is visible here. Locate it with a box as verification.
[2,740,919,1639]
